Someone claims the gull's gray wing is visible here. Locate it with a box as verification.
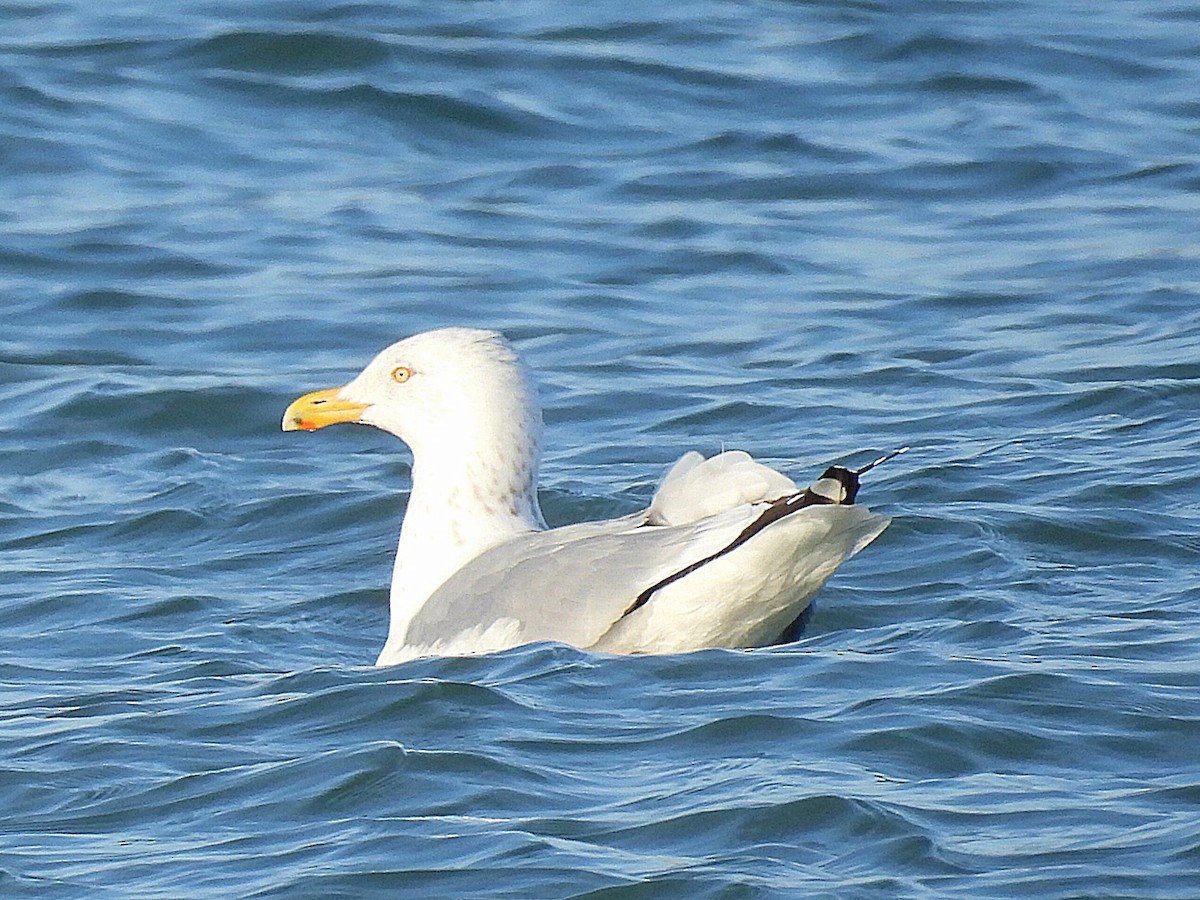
[399,450,889,658]
[403,504,765,650]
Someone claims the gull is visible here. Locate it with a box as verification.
[283,327,896,666]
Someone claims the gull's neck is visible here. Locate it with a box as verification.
[376,436,544,665]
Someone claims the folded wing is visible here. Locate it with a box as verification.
[396,451,889,660]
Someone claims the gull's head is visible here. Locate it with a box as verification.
[282,328,542,462]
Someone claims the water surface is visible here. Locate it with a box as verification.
[2,1,1199,896]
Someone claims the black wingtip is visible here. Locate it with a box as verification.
[819,466,861,504]
[800,447,908,507]
[853,446,909,476]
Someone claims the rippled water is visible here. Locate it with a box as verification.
[3,1,1199,896]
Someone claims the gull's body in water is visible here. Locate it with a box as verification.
[283,328,896,666]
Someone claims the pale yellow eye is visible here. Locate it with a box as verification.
[391,366,413,384]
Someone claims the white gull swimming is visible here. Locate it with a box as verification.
[283,327,894,666]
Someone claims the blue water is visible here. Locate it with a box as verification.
[3,1,1199,896]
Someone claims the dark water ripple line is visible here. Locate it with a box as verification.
[3,638,1199,895]
[2,1,1199,896]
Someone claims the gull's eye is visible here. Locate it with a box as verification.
[391,366,413,384]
